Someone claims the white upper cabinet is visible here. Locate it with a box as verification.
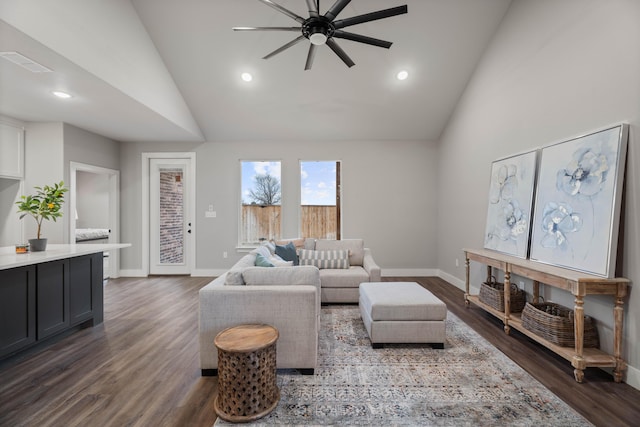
[0,122,24,179]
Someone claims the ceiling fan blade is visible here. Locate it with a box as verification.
[262,35,306,59]
[333,5,408,29]
[258,0,305,24]
[305,0,320,18]
[305,44,318,70]
[332,30,393,49]
[233,27,301,31]
[325,0,352,21]
[326,38,355,68]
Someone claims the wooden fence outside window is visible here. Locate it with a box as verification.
[241,204,337,243]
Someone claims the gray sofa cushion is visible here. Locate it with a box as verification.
[242,266,320,286]
[304,238,317,250]
[315,239,364,266]
[224,253,257,285]
[319,266,369,288]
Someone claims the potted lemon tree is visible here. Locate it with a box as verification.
[16,181,68,251]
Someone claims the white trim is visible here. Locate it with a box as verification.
[69,162,121,278]
[381,268,439,277]
[118,269,147,277]
[625,365,640,391]
[192,268,227,277]
[142,152,196,276]
[437,269,465,290]
[238,159,282,246]
[297,159,342,239]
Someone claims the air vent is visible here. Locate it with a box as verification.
[0,51,52,72]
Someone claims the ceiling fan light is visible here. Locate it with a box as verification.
[52,90,72,99]
[309,32,327,45]
[396,70,409,80]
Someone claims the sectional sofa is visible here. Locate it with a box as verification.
[198,238,380,375]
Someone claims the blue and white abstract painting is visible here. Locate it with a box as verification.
[484,150,538,258]
[530,124,628,277]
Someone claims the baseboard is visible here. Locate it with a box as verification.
[381,268,439,277]
[118,269,146,277]
[437,269,464,290]
[192,269,226,277]
[625,364,640,391]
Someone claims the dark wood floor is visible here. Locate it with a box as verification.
[0,276,638,427]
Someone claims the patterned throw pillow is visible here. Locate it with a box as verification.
[298,249,350,269]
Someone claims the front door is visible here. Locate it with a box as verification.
[149,158,192,275]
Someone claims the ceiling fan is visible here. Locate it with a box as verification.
[233,0,408,70]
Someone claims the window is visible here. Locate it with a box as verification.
[300,161,341,239]
[240,161,282,245]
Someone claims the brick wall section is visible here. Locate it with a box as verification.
[159,170,184,264]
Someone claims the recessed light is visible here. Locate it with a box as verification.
[52,91,72,99]
[396,70,409,81]
[241,72,253,82]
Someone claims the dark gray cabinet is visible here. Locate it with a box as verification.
[36,259,70,339]
[0,265,36,358]
[69,253,103,325]
[0,253,103,361]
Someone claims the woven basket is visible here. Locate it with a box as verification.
[521,302,599,348]
[478,277,527,313]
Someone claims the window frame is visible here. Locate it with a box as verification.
[298,159,341,240]
[238,160,283,249]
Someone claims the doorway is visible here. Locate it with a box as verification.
[69,162,120,279]
[142,153,196,276]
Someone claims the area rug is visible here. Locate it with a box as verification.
[215,307,592,426]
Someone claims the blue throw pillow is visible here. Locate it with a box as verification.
[275,242,299,265]
[255,253,274,267]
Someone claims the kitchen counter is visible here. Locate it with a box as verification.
[1,242,130,361]
[0,243,130,270]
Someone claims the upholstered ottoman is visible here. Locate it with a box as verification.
[359,282,447,348]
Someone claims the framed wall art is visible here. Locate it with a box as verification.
[529,124,628,277]
[483,149,538,258]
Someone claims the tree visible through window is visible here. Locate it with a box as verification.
[240,161,282,245]
[300,161,340,239]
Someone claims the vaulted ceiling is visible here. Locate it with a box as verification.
[0,0,511,143]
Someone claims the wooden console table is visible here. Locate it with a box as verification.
[463,248,629,383]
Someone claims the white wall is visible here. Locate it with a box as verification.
[119,140,439,275]
[9,122,121,243]
[63,124,120,172]
[0,115,25,246]
[0,179,21,246]
[0,0,202,141]
[23,122,65,242]
[63,123,121,242]
[76,171,109,229]
[437,0,640,388]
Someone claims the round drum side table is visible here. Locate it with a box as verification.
[214,324,279,423]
